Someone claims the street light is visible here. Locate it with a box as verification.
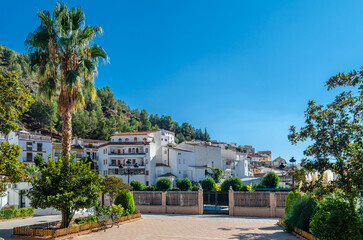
[119,159,139,183]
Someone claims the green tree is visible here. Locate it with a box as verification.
[0,71,33,193]
[200,178,216,192]
[114,191,135,214]
[0,142,28,193]
[176,178,192,191]
[26,2,107,158]
[28,96,58,130]
[27,155,103,228]
[33,154,44,167]
[260,172,280,188]
[140,109,148,123]
[0,72,34,134]
[289,69,363,200]
[205,168,223,183]
[102,175,131,205]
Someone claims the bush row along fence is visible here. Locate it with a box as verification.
[132,190,203,214]
[133,190,288,217]
[0,207,34,219]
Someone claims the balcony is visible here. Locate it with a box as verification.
[108,152,146,156]
[109,163,145,167]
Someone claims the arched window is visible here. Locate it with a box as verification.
[125,138,129,142]
[118,138,122,142]
[143,138,147,142]
[128,148,131,153]
[134,137,137,142]
[136,148,139,153]
[132,148,135,153]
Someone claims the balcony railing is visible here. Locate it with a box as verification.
[109,163,145,167]
[19,134,51,142]
[109,152,146,156]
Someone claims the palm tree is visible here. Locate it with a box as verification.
[26,2,107,159]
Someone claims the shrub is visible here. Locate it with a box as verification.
[176,178,192,191]
[200,178,216,192]
[285,190,300,215]
[155,178,172,191]
[284,194,316,233]
[260,172,280,188]
[0,209,14,219]
[114,191,135,214]
[2,205,15,210]
[74,215,98,225]
[110,204,125,218]
[221,177,244,192]
[191,184,201,191]
[130,180,145,191]
[170,187,180,191]
[144,185,156,191]
[34,154,44,167]
[310,193,362,240]
[95,205,111,216]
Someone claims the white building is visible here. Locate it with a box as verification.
[98,130,175,186]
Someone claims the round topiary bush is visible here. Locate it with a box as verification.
[114,191,135,214]
[155,178,172,191]
[310,193,362,240]
[176,178,192,191]
[200,178,216,192]
[260,172,280,188]
[221,177,244,192]
[130,180,145,191]
[285,190,300,215]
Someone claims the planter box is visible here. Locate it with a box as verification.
[278,218,319,240]
[12,213,142,239]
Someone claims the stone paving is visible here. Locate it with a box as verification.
[75,214,298,240]
[0,213,298,240]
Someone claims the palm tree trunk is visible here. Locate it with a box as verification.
[61,111,72,159]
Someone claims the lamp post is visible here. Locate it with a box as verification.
[289,157,296,186]
[119,159,139,184]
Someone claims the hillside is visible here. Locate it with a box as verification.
[0,44,210,143]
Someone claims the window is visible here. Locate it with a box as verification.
[164,150,167,154]
[146,181,149,186]
[178,153,181,155]
[132,148,135,153]
[26,142,32,151]
[179,159,181,164]
[125,138,129,142]
[26,153,32,161]
[145,159,148,164]
[143,138,147,142]
[119,138,121,142]
[146,170,149,175]
[37,143,42,151]
[128,148,131,153]
[115,169,118,175]
[136,148,139,153]
[145,148,148,153]
[134,137,137,142]
[183,159,185,164]
[132,159,136,164]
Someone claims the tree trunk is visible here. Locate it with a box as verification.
[61,111,72,159]
[61,208,73,228]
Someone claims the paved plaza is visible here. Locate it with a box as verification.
[0,214,298,240]
[75,214,297,240]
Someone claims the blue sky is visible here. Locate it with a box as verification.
[2,0,363,161]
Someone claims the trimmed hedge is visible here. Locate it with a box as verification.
[221,177,244,192]
[176,178,192,191]
[0,207,34,219]
[285,190,300,215]
[200,178,216,192]
[115,191,135,214]
[260,172,280,188]
[130,180,145,191]
[155,178,172,191]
